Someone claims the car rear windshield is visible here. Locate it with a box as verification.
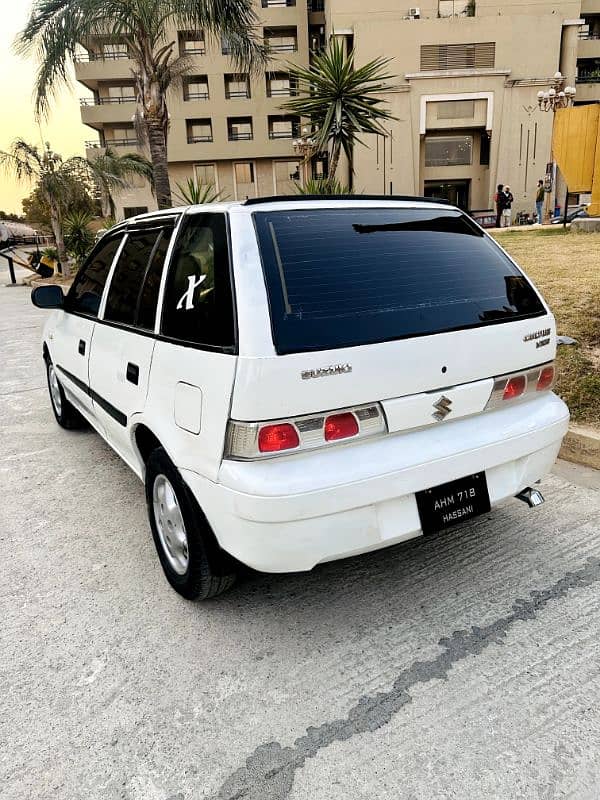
[253,207,546,354]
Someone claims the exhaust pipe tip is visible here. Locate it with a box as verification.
[515,487,545,508]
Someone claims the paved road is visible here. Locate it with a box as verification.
[2,278,600,800]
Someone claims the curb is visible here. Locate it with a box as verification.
[559,425,600,471]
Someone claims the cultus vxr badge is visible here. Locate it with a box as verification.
[301,364,352,380]
[432,395,453,421]
[524,328,551,348]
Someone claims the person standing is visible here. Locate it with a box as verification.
[502,186,514,227]
[535,179,544,224]
[494,184,505,228]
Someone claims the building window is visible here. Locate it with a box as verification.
[228,117,253,141]
[268,115,300,139]
[179,31,206,55]
[184,76,209,100]
[107,126,137,146]
[187,119,213,143]
[266,72,297,97]
[264,27,298,52]
[425,135,473,167]
[194,163,218,188]
[308,0,325,10]
[123,207,149,219]
[102,42,129,60]
[420,42,495,70]
[436,100,475,119]
[438,0,475,17]
[225,74,251,99]
[234,162,255,199]
[576,58,600,83]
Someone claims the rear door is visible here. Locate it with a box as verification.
[232,203,554,429]
[88,220,175,463]
[52,233,125,422]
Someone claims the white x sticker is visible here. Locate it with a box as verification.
[176,274,207,311]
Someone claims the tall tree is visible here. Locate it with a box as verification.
[18,0,267,209]
[282,39,397,180]
[86,147,154,217]
[0,140,78,274]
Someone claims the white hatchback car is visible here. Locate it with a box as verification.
[32,197,569,599]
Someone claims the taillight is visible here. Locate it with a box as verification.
[226,402,386,460]
[537,365,555,391]
[324,412,359,441]
[503,375,526,400]
[485,361,555,410]
[258,423,299,453]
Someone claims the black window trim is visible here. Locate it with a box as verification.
[64,211,239,355]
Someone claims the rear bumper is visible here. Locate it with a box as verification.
[182,393,569,572]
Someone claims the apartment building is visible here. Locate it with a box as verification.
[74,0,599,219]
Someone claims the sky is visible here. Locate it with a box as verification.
[0,6,90,215]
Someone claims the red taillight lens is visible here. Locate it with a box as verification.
[537,365,555,391]
[503,375,526,400]
[258,423,300,453]
[324,412,359,441]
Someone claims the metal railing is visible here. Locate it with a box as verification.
[226,89,251,98]
[578,31,600,39]
[576,74,600,83]
[269,128,299,139]
[262,0,296,6]
[187,135,213,143]
[267,87,298,96]
[182,46,206,55]
[184,91,210,100]
[228,132,253,140]
[108,138,138,146]
[266,41,298,51]
[80,96,136,106]
[85,140,103,148]
[74,51,130,62]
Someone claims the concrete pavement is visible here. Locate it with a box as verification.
[1,277,600,800]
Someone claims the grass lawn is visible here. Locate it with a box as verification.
[492,227,600,427]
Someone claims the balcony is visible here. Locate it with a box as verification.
[268,115,300,139]
[179,31,206,57]
[264,27,298,53]
[576,57,600,83]
[225,74,251,99]
[266,73,298,97]
[107,138,138,147]
[74,51,130,62]
[228,117,254,141]
[186,118,213,144]
[184,76,210,101]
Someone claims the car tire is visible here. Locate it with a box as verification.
[46,359,87,430]
[145,447,237,600]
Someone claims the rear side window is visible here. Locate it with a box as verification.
[253,207,546,354]
[66,234,123,317]
[161,214,235,349]
[104,227,172,329]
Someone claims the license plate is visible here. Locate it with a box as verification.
[416,472,491,535]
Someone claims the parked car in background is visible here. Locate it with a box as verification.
[32,197,569,600]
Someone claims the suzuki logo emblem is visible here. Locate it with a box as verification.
[432,395,452,422]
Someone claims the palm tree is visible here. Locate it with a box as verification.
[18,0,267,210]
[281,39,397,180]
[86,147,154,218]
[174,177,228,205]
[0,140,76,274]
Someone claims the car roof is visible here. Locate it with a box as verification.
[115,195,457,229]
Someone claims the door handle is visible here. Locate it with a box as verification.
[126,362,139,385]
[78,339,86,355]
